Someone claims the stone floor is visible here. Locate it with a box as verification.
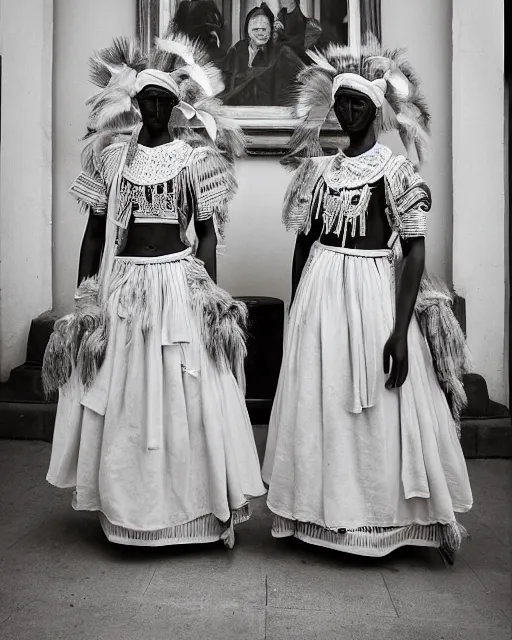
[0,436,510,640]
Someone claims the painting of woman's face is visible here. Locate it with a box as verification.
[247,15,271,47]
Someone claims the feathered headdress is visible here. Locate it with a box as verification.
[83,34,244,166]
[285,36,431,168]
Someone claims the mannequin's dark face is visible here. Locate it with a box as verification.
[333,88,377,136]
[136,86,179,135]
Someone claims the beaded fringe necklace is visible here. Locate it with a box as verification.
[318,144,392,246]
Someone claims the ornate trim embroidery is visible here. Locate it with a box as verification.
[69,171,107,215]
[123,141,194,186]
[324,144,393,190]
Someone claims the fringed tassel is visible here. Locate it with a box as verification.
[42,278,109,395]
[282,157,331,234]
[183,257,248,384]
[441,521,468,554]
[322,185,372,247]
[415,273,471,434]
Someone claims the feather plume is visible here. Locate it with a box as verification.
[150,34,225,102]
[193,97,246,158]
[171,64,214,97]
[284,64,338,163]
[306,49,337,74]
[87,89,140,133]
[184,258,248,387]
[292,66,334,120]
[155,36,196,65]
[289,38,431,164]
[42,278,108,395]
[82,33,244,164]
[415,273,471,433]
[89,37,147,88]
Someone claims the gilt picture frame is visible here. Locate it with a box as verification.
[137,0,381,154]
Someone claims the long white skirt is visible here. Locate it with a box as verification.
[47,249,266,546]
[262,242,473,557]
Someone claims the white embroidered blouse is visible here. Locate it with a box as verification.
[283,144,432,243]
[69,134,236,244]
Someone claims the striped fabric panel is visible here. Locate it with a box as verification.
[69,171,107,215]
[193,149,234,222]
[386,156,432,239]
[100,143,126,187]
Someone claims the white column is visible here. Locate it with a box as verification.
[52,0,136,313]
[452,0,507,404]
[0,0,54,380]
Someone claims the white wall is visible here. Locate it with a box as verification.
[218,159,295,303]
[0,0,53,379]
[382,0,453,283]
[52,0,136,313]
[452,0,507,403]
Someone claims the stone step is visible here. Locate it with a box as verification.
[0,364,50,404]
[0,402,57,443]
[0,399,509,458]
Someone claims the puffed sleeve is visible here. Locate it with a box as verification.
[68,138,127,217]
[69,168,107,216]
[386,156,432,239]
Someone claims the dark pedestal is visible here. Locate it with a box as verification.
[235,296,285,423]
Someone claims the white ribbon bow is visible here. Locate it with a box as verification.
[170,101,218,142]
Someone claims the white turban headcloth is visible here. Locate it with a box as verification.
[332,73,387,108]
[134,69,181,98]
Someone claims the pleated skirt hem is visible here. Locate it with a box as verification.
[98,503,253,547]
[271,514,468,557]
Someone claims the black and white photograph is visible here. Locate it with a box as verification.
[0,1,510,639]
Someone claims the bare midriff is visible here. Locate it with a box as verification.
[118,221,188,258]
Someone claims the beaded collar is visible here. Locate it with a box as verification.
[324,143,393,191]
[123,140,194,186]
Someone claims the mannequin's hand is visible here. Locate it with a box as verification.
[383,332,409,389]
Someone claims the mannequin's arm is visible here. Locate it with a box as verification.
[291,214,322,305]
[383,236,425,388]
[77,213,106,286]
[196,216,218,283]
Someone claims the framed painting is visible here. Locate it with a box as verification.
[137,0,381,154]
